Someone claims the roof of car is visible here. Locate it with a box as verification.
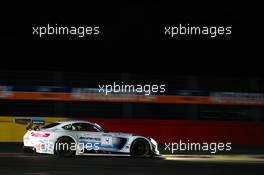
[57,120,97,125]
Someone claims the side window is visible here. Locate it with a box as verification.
[72,123,100,132]
[62,124,74,130]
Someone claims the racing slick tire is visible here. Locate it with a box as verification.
[55,136,76,157]
[130,138,150,158]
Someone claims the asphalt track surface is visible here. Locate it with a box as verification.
[0,152,263,175]
[0,143,263,175]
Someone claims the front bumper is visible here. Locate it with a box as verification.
[149,138,160,156]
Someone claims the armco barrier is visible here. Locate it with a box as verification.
[1,116,264,146]
[0,117,67,142]
[82,118,264,146]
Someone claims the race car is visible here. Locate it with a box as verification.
[18,119,160,157]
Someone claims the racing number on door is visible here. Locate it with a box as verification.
[102,136,112,146]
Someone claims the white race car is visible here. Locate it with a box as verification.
[17,118,159,157]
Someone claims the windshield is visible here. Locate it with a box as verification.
[94,123,104,131]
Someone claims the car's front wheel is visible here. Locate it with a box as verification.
[55,137,76,157]
[130,138,150,158]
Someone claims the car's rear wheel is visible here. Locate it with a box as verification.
[55,137,76,157]
[130,138,150,158]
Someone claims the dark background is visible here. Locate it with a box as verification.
[1,1,263,120]
[1,3,264,174]
[1,1,262,75]
[1,71,263,121]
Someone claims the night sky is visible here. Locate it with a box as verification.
[1,1,262,75]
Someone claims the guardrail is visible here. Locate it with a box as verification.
[1,116,264,146]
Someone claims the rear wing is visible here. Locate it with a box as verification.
[13,118,45,130]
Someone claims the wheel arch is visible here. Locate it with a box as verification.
[130,136,153,154]
[54,135,77,153]
[55,134,77,144]
[131,136,152,146]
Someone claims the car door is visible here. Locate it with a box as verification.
[73,122,114,152]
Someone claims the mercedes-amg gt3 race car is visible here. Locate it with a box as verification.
[17,119,160,157]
